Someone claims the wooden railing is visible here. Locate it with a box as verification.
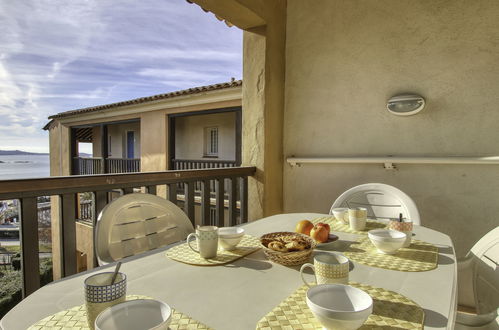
[172,159,238,192]
[172,159,238,170]
[75,157,103,175]
[78,200,92,221]
[106,158,140,173]
[73,157,140,175]
[0,166,255,298]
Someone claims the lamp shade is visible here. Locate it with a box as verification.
[387,94,425,116]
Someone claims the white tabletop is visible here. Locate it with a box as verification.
[1,213,457,330]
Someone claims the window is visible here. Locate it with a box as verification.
[204,127,218,157]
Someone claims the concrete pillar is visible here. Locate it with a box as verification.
[49,123,71,280]
[140,111,169,198]
[242,16,286,220]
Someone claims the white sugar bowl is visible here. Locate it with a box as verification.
[306,284,373,330]
[218,227,245,250]
[368,229,406,254]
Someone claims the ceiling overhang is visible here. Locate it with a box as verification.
[186,0,266,30]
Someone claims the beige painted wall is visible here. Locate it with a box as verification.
[175,112,236,160]
[284,0,499,256]
[91,122,140,158]
[108,122,141,159]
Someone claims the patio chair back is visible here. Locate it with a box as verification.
[472,226,499,314]
[330,183,421,225]
[95,193,195,265]
[456,226,499,327]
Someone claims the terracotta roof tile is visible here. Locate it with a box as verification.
[47,79,242,121]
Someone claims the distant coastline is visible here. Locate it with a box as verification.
[0,150,49,156]
[0,154,50,180]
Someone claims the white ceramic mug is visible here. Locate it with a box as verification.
[84,272,127,330]
[300,252,349,287]
[331,208,349,224]
[187,226,218,259]
[349,207,367,231]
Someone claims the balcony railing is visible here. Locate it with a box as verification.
[172,159,238,192]
[73,157,140,175]
[0,166,255,298]
[172,158,238,170]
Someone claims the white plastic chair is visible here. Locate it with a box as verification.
[330,183,421,225]
[95,193,195,265]
[456,226,499,329]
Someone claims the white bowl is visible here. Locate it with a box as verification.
[95,299,171,330]
[306,284,373,330]
[218,227,245,250]
[332,208,349,223]
[368,229,406,254]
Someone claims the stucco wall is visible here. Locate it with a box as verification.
[91,122,141,158]
[107,122,141,159]
[284,0,499,256]
[175,112,237,160]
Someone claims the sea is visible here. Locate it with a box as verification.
[0,155,50,180]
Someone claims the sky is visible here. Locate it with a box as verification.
[0,0,242,153]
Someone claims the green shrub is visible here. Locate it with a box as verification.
[0,271,22,318]
[0,257,53,318]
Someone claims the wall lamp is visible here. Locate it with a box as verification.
[387,94,425,116]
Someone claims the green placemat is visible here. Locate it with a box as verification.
[312,216,387,235]
[166,234,261,266]
[28,295,212,329]
[256,282,424,329]
[344,236,439,272]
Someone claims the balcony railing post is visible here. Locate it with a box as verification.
[200,180,211,226]
[228,177,237,226]
[146,185,157,195]
[60,193,77,277]
[215,178,225,227]
[184,182,195,226]
[92,191,108,267]
[167,184,177,204]
[239,176,248,223]
[19,197,40,297]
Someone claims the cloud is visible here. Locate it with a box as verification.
[0,0,242,153]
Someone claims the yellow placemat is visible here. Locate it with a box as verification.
[28,295,212,330]
[312,216,387,235]
[344,236,439,272]
[166,234,261,266]
[256,282,424,329]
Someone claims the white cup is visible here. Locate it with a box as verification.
[84,272,127,330]
[349,207,367,231]
[300,252,350,287]
[187,226,218,259]
[331,208,349,224]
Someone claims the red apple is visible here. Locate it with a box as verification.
[310,224,329,243]
[315,222,330,232]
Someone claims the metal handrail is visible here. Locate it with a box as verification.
[287,156,499,167]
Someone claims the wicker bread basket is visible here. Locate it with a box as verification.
[260,232,316,266]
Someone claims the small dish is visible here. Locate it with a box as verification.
[306,284,373,330]
[95,299,171,330]
[315,234,339,250]
[218,227,245,250]
[368,229,406,254]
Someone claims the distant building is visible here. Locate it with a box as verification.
[44,80,242,273]
[44,80,242,177]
